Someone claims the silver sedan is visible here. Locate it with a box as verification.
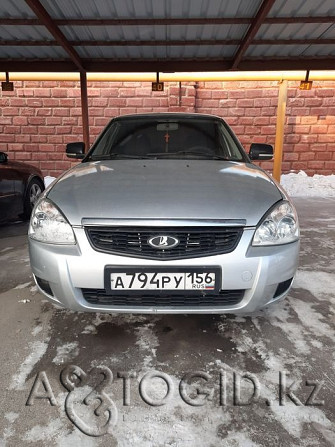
[28,113,299,314]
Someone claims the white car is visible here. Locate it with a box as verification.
[28,113,299,314]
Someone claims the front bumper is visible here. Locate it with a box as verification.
[28,227,299,314]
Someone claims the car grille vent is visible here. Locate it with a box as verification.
[85,226,243,260]
[82,288,245,307]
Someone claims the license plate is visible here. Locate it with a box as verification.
[104,267,221,294]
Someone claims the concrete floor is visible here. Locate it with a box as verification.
[0,197,334,447]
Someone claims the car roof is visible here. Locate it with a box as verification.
[113,112,222,121]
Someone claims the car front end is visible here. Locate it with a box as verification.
[29,221,299,314]
[28,114,299,314]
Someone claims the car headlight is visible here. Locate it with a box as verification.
[252,201,299,246]
[29,198,76,244]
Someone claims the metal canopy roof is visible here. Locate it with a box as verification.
[0,0,334,72]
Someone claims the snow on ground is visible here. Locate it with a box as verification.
[14,281,32,290]
[9,340,50,391]
[44,176,57,188]
[45,171,335,197]
[281,171,335,197]
[52,342,79,365]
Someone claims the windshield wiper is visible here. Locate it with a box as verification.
[88,151,238,161]
[88,153,152,160]
[149,150,231,160]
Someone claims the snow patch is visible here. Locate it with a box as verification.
[10,340,49,390]
[52,342,79,365]
[267,302,311,354]
[0,247,13,253]
[220,431,260,447]
[293,270,335,302]
[112,374,232,447]
[44,176,56,188]
[56,430,98,447]
[90,313,150,331]
[312,422,335,445]
[32,325,43,336]
[14,281,32,289]
[22,389,105,446]
[81,324,97,335]
[290,298,334,340]
[4,413,19,424]
[269,402,333,439]
[281,171,335,197]
[2,426,14,441]
[23,419,64,443]
[135,323,159,370]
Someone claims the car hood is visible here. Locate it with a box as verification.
[47,160,283,226]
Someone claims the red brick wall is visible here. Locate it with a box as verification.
[1,80,334,177]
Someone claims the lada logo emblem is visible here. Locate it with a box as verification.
[148,235,180,250]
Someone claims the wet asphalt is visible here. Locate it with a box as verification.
[0,197,334,446]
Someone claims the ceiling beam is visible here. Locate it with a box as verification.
[254,38,335,45]
[24,0,84,71]
[0,18,41,25]
[0,57,333,73]
[264,16,335,24]
[231,0,277,69]
[0,17,252,26]
[0,39,241,47]
[238,58,335,71]
[1,38,335,47]
[1,16,335,26]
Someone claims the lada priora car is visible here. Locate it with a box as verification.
[28,113,299,314]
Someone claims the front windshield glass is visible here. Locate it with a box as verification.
[86,116,246,161]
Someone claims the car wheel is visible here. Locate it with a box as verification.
[23,178,44,219]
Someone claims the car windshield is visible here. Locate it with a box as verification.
[86,116,247,161]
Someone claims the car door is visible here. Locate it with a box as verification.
[0,153,22,221]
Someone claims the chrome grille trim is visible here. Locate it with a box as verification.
[85,226,243,260]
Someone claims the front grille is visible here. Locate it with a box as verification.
[85,226,243,260]
[82,288,245,307]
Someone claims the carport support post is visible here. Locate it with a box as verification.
[273,80,288,182]
[80,71,90,152]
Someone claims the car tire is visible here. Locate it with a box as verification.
[23,178,45,219]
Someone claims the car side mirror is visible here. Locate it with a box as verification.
[0,151,8,163]
[249,143,273,161]
[66,142,85,159]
